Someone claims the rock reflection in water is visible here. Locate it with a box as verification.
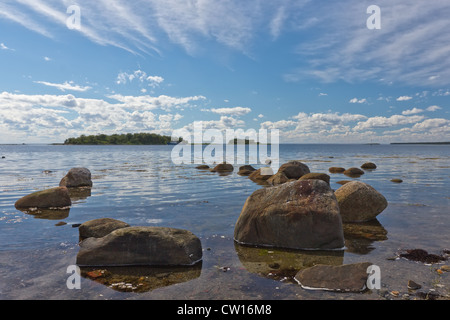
[67,187,92,202]
[234,243,344,283]
[80,262,202,293]
[19,208,70,220]
[343,219,388,254]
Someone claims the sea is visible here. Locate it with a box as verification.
[0,143,449,300]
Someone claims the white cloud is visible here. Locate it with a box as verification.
[402,108,423,115]
[203,106,252,116]
[319,93,328,96]
[349,98,367,104]
[43,56,51,61]
[353,114,425,131]
[0,43,13,50]
[33,81,91,92]
[426,105,442,112]
[396,96,413,101]
[116,70,164,88]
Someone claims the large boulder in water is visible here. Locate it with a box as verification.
[277,161,310,179]
[76,226,202,267]
[334,181,388,222]
[234,179,344,250]
[15,187,71,209]
[59,167,93,188]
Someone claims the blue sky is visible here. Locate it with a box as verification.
[0,0,449,144]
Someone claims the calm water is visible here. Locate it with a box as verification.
[0,144,449,300]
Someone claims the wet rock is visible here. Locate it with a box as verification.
[361,162,377,169]
[76,226,202,267]
[299,173,330,185]
[237,165,256,176]
[234,179,344,250]
[267,171,290,186]
[343,167,364,177]
[210,162,233,173]
[334,181,388,222]
[399,249,446,264]
[391,179,403,183]
[329,167,346,173]
[55,221,67,226]
[15,187,71,209]
[195,165,210,170]
[277,161,310,179]
[294,262,372,292]
[78,218,130,240]
[59,167,93,188]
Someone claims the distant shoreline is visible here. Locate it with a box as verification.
[390,142,450,145]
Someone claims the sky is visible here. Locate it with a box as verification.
[0,0,449,144]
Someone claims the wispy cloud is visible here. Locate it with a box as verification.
[0,42,14,51]
[349,98,367,104]
[203,106,252,116]
[34,80,92,92]
[396,96,412,101]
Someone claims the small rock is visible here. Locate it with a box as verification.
[210,162,233,173]
[391,179,403,183]
[267,171,290,186]
[55,221,67,226]
[329,167,346,173]
[343,167,364,177]
[277,161,310,179]
[336,180,352,185]
[407,280,422,290]
[195,165,210,170]
[439,265,450,272]
[237,165,256,176]
[399,249,446,264]
[361,162,377,169]
[78,218,130,240]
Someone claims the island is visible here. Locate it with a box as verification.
[63,133,182,145]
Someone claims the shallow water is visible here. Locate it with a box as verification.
[0,144,449,300]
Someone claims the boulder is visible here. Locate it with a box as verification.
[299,172,330,185]
[267,171,290,186]
[334,181,388,222]
[237,165,256,176]
[78,218,130,240]
[59,167,93,188]
[210,162,233,172]
[76,226,202,267]
[329,167,346,173]
[343,167,364,177]
[15,187,71,209]
[361,162,377,169]
[277,161,310,179]
[234,179,344,250]
[294,262,373,292]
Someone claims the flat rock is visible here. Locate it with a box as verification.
[329,167,346,173]
[234,179,344,250]
[210,163,233,172]
[79,218,130,240]
[361,162,377,169]
[15,187,71,209]
[294,262,373,292]
[76,226,202,267]
[335,181,387,222]
[343,167,364,177]
[59,167,93,188]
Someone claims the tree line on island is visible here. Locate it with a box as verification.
[64,133,182,145]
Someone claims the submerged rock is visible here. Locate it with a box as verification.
[79,218,130,240]
[391,178,403,183]
[299,172,330,185]
[15,187,71,209]
[399,249,447,264]
[294,262,372,292]
[334,181,387,222]
[234,179,344,250]
[59,167,93,188]
[277,161,310,179]
[76,226,202,267]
